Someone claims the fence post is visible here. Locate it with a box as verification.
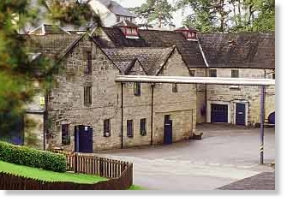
[74,153,78,173]
[100,157,103,177]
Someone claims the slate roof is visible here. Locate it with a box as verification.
[26,34,82,59]
[114,20,138,27]
[96,0,136,17]
[103,47,175,75]
[198,32,275,69]
[97,27,207,68]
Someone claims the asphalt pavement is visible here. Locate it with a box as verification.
[98,124,275,190]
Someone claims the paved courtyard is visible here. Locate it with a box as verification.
[98,124,275,190]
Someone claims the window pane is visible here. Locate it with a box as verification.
[190,70,195,77]
[103,119,111,137]
[140,118,146,136]
[134,83,141,96]
[231,70,239,78]
[172,83,178,93]
[127,120,133,137]
[209,69,217,77]
[62,124,70,145]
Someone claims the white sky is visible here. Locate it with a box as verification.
[114,0,190,27]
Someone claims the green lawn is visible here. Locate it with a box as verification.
[0,160,107,184]
[128,185,146,190]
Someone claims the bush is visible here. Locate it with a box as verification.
[0,141,66,172]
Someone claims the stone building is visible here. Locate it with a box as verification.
[199,33,275,126]
[20,24,275,151]
[27,29,196,151]
[95,24,275,126]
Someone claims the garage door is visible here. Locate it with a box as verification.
[211,104,228,123]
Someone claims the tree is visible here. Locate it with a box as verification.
[252,0,275,31]
[130,0,174,28]
[0,0,100,138]
[175,0,275,32]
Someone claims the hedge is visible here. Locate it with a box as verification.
[0,141,66,172]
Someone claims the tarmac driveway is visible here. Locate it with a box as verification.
[98,124,275,190]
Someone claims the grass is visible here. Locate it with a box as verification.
[128,185,146,190]
[0,160,107,184]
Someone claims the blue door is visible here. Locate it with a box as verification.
[74,125,93,153]
[211,104,228,123]
[164,115,172,144]
[236,103,246,126]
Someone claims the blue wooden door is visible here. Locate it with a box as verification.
[236,103,246,126]
[74,125,93,153]
[164,116,172,144]
[211,104,228,123]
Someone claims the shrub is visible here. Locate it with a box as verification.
[0,141,66,172]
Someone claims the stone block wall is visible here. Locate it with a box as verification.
[47,36,122,151]
[206,68,275,125]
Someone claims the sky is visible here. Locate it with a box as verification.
[114,0,191,27]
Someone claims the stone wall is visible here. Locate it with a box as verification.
[47,36,122,151]
[153,48,197,143]
[47,38,197,151]
[206,68,275,125]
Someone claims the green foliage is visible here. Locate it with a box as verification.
[44,0,101,27]
[0,0,101,136]
[0,141,67,172]
[175,0,275,32]
[130,0,174,28]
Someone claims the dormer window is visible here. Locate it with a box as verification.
[125,27,137,35]
[175,27,198,41]
[114,20,139,39]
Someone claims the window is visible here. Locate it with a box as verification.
[84,86,92,106]
[140,118,147,136]
[103,119,111,137]
[209,69,217,77]
[127,120,133,137]
[134,82,141,96]
[272,70,275,79]
[231,69,239,78]
[116,15,120,22]
[189,70,195,77]
[125,28,138,36]
[61,124,70,145]
[172,83,178,93]
[84,51,92,75]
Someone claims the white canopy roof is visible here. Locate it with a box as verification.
[115,75,275,86]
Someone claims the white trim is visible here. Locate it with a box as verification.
[115,75,275,86]
[125,35,139,39]
[207,101,231,123]
[187,38,198,42]
[233,100,249,126]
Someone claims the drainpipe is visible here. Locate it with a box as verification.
[150,84,155,145]
[260,85,265,164]
[260,70,267,164]
[120,83,124,149]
